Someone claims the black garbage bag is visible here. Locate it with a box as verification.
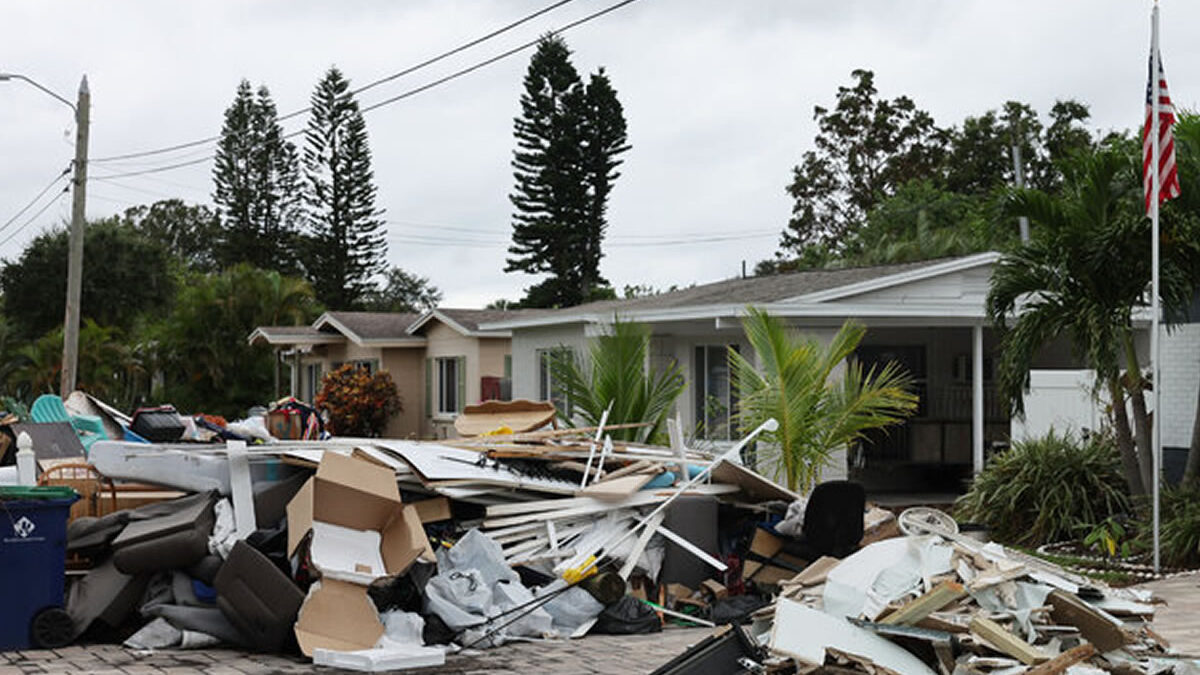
[591,595,662,635]
[709,594,770,624]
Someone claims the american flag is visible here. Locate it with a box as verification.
[1144,49,1180,213]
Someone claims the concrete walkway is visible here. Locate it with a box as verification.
[1135,571,1200,656]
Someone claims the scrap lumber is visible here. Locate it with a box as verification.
[578,471,658,500]
[881,580,966,626]
[968,616,1049,665]
[1046,590,1129,653]
[1024,643,1096,675]
[591,459,654,483]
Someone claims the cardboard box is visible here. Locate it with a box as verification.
[295,579,386,656]
[287,452,437,657]
[286,451,434,579]
[742,528,807,586]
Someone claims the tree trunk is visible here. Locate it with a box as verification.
[1122,335,1156,495]
[1128,385,1155,494]
[1109,378,1146,496]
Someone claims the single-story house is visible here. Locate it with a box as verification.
[249,309,528,439]
[477,252,1193,493]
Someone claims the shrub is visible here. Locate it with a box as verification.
[1139,485,1200,567]
[315,364,401,437]
[956,430,1130,547]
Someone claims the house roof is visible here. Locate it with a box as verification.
[407,308,535,337]
[313,311,427,347]
[247,325,343,347]
[480,253,1000,329]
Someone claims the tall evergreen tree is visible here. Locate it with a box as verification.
[212,80,302,273]
[506,36,628,308]
[302,67,387,310]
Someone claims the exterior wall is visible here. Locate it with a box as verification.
[1012,370,1102,442]
[478,337,510,382]
[1161,324,1200,447]
[510,324,589,401]
[423,322,479,439]
[380,348,425,439]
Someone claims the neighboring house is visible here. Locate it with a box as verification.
[480,253,1098,493]
[249,309,527,439]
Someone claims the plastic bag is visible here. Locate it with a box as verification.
[437,529,519,587]
[424,569,492,631]
[537,580,604,637]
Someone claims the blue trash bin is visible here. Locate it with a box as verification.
[0,486,79,651]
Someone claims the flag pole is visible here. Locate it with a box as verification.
[1150,1,1162,575]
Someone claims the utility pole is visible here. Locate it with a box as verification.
[1011,143,1030,243]
[61,76,90,395]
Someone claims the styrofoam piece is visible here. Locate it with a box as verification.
[823,536,952,620]
[769,599,935,675]
[313,645,445,671]
[310,521,387,585]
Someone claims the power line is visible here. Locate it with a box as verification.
[362,0,641,115]
[89,0,582,164]
[0,188,69,249]
[0,167,70,235]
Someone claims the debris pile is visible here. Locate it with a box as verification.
[1,393,1192,674]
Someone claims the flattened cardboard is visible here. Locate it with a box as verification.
[710,459,799,503]
[294,579,385,657]
[742,528,806,585]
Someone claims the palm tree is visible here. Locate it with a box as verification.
[549,318,685,444]
[988,144,1200,495]
[730,308,918,493]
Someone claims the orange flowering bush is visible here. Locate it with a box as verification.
[315,364,402,437]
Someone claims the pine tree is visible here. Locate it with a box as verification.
[212,80,302,273]
[302,67,387,310]
[505,36,628,308]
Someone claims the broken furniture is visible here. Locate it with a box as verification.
[453,399,557,437]
[30,394,107,454]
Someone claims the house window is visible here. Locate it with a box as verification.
[695,345,738,440]
[537,348,573,412]
[436,357,462,415]
[332,359,377,375]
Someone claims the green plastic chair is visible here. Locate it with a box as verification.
[29,394,107,454]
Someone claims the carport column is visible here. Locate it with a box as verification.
[972,324,984,474]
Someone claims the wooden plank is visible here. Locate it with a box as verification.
[1025,643,1095,675]
[619,511,665,579]
[1046,590,1129,653]
[881,580,965,626]
[592,460,653,484]
[968,616,1048,666]
[578,472,657,500]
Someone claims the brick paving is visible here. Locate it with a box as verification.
[0,628,712,674]
[4,572,1197,673]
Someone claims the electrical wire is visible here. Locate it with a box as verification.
[0,167,70,234]
[89,0,583,164]
[0,187,69,249]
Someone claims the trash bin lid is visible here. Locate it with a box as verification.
[0,485,78,501]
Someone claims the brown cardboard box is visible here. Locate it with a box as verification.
[287,452,436,656]
[294,579,386,656]
[741,528,807,586]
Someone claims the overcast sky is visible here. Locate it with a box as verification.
[2,0,1196,308]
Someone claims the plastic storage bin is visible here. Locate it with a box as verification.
[0,486,79,650]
